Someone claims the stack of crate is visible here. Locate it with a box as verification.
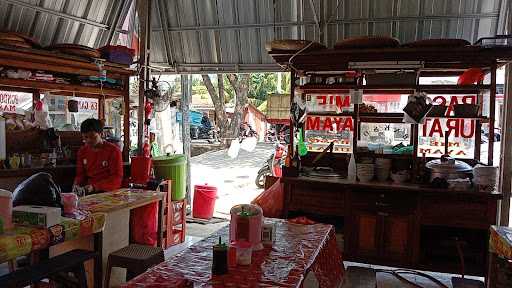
[159,180,186,249]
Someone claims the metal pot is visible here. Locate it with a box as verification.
[426,156,473,181]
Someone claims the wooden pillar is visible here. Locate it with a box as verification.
[499,64,512,226]
[123,76,130,161]
[488,63,497,166]
[181,75,192,205]
[136,0,151,154]
[498,4,512,226]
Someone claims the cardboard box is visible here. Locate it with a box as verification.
[12,206,61,228]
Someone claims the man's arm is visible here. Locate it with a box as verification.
[74,148,86,186]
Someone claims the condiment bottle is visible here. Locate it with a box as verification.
[212,236,228,275]
[291,145,301,171]
[285,145,292,167]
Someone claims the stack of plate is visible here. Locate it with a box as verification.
[357,163,374,182]
[473,165,498,192]
[375,158,392,182]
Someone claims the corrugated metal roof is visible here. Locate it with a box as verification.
[147,0,510,73]
[0,0,130,48]
[0,0,510,73]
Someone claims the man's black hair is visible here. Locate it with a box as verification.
[80,118,103,134]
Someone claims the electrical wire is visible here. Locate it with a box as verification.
[375,268,450,288]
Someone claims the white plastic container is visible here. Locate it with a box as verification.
[235,241,253,265]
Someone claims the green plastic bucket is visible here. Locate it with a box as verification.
[152,154,187,200]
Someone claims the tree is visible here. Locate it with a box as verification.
[201,74,250,140]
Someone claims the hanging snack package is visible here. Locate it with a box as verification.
[403,92,432,124]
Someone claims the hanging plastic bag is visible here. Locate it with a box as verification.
[12,172,62,208]
[240,136,257,152]
[228,139,241,158]
[34,99,52,129]
[251,179,284,218]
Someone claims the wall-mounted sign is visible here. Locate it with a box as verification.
[0,91,32,113]
[305,115,354,132]
[305,115,353,153]
[418,95,477,159]
[306,94,351,113]
[77,99,98,112]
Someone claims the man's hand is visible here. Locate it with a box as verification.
[72,185,85,197]
[84,185,94,194]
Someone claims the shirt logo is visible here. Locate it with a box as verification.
[102,161,108,167]
[83,159,87,165]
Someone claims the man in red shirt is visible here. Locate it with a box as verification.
[73,118,123,195]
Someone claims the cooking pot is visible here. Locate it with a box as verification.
[426,155,473,182]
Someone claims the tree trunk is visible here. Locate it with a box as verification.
[227,74,250,138]
[201,74,230,139]
[202,74,250,142]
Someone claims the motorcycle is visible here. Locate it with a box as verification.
[255,142,287,188]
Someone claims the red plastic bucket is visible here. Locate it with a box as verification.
[193,184,217,219]
[131,156,152,185]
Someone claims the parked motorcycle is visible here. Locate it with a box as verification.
[255,142,287,188]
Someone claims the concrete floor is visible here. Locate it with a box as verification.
[190,143,273,217]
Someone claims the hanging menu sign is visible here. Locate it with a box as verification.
[305,94,351,113]
[0,91,33,114]
[418,95,477,159]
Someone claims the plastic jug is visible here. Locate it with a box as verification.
[0,189,13,230]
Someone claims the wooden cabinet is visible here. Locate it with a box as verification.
[282,177,501,275]
[350,209,414,264]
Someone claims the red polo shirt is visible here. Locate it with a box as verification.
[74,141,123,192]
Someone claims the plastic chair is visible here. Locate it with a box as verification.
[105,244,164,287]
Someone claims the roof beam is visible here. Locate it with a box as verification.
[155,0,174,65]
[151,12,500,33]
[106,0,131,45]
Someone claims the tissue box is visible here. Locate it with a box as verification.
[12,206,61,228]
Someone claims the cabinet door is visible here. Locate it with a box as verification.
[353,211,379,258]
[381,213,413,263]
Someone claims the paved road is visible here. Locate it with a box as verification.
[190,143,274,217]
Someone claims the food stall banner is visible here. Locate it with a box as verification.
[418,95,478,159]
[0,91,32,114]
[306,94,351,113]
[360,123,411,146]
[305,115,353,153]
[418,118,476,158]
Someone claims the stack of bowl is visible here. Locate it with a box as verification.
[357,163,375,182]
[390,170,410,184]
[375,158,392,182]
[473,165,498,192]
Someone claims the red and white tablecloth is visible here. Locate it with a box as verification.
[124,218,344,288]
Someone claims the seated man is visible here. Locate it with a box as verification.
[73,118,123,196]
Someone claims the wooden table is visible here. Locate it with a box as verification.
[78,189,166,287]
[488,226,512,287]
[123,218,344,288]
[0,211,106,288]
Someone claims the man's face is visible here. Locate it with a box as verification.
[82,131,102,146]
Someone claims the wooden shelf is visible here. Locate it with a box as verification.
[0,78,124,98]
[299,84,491,94]
[308,112,489,123]
[270,45,512,72]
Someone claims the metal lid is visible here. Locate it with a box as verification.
[426,157,473,173]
